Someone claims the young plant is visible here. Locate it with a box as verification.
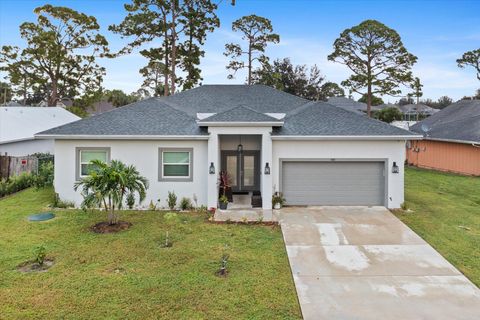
[161,231,173,248]
[167,191,177,210]
[149,200,156,211]
[256,213,264,223]
[179,197,192,211]
[241,216,248,223]
[33,245,46,266]
[126,193,135,209]
[272,193,286,208]
[219,195,228,204]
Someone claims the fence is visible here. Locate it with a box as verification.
[0,154,53,179]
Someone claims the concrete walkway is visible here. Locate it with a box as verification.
[279,206,480,320]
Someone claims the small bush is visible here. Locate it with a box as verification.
[179,197,192,211]
[400,202,409,211]
[33,245,47,266]
[33,161,54,188]
[167,191,177,210]
[216,252,229,277]
[52,193,75,208]
[126,193,135,209]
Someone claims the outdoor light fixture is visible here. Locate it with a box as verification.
[237,135,243,153]
[209,162,215,174]
[392,162,399,174]
[264,162,271,175]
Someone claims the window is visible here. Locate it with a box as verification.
[159,148,193,181]
[76,148,110,180]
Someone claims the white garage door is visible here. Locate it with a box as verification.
[282,161,385,206]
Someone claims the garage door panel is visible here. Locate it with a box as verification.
[282,161,385,206]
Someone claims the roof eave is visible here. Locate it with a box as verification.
[197,121,284,127]
[271,135,422,141]
[424,137,480,145]
[35,134,209,140]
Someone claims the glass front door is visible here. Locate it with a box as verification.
[221,151,260,192]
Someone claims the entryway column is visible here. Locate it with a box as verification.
[207,130,219,208]
[261,131,273,209]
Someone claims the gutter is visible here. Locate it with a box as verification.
[423,137,480,145]
[271,135,422,141]
[34,134,210,140]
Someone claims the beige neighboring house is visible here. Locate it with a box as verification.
[0,106,80,156]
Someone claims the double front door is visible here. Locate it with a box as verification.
[221,151,260,192]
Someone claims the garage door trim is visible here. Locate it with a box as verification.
[279,158,388,206]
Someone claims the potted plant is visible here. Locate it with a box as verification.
[219,195,229,210]
[272,193,285,209]
[218,171,233,202]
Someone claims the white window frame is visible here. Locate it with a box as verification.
[158,148,193,182]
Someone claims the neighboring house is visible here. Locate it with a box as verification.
[408,100,480,176]
[36,85,419,209]
[399,103,439,121]
[328,97,386,114]
[0,106,80,156]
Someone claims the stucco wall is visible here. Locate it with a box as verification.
[407,140,480,176]
[272,140,406,208]
[0,139,54,156]
[54,139,208,207]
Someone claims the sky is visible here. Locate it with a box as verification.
[0,0,479,102]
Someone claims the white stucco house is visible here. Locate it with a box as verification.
[0,106,80,156]
[36,85,420,209]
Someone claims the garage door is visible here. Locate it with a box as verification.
[282,161,385,206]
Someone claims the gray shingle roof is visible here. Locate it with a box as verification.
[38,85,417,137]
[162,84,309,116]
[38,98,207,136]
[273,102,416,136]
[199,105,281,123]
[410,100,480,142]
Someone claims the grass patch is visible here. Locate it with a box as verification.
[394,167,480,286]
[0,188,301,319]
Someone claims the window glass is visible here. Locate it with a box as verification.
[80,150,107,177]
[163,152,189,164]
[162,151,190,177]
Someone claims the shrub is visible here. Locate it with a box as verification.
[373,107,403,123]
[52,193,75,208]
[33,245,47,266]
[0,173,34,198]
[126,193,135,209]
[167,191,177,210]
[33,161,54,188]
[179,197,192,211]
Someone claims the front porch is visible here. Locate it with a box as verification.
[207,128,273,210]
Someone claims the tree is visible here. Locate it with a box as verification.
[224,15,280,84]
[0,82,12,104]
[397,97,414,106]
[457,48,480,80]
[252,58,344,100]
[374,107,403,123]
[328,20,417,117]
[358,93,384,106]
[408,77,423,104]
[110,0,219,96]
[104,89,139,108]
[0,5,109,106]
[74,160,149,225]
[139,60,166,97]
[423,96,453,109]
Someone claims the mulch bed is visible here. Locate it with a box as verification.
[17,259,55,273]
[90,221,132,233]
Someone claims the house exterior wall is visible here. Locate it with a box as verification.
[406,140,480,176]
[272,140,406,208]
[54,139,208,207]
[0,139,54,156]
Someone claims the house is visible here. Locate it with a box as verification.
[407,99,480,176]
[399,103,439,121]
[87,100,115,116]
[328,96,387,115]
[0,106,80,156]
[36,85,419,209]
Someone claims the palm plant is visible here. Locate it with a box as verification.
[74,159,149,225]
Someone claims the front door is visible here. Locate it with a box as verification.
[221,151,260,192]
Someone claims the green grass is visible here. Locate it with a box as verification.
[0,188,301,319]
[394,167,480,286]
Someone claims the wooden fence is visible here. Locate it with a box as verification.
[0,155,39,179]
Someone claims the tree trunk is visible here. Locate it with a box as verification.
[163,15,170,96]
[22,76,27,105]
[49,78,58,106]
[247,39,252,85]
[366,84,372,117]
[170,3,177,94]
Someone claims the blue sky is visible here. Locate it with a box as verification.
[1,0,479,101]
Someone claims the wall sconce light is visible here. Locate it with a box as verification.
[392,161,399,174]
[264,162,271,175]
[209,162,215,174]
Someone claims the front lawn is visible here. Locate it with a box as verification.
[0,188,301,319]
[395,167,480,286]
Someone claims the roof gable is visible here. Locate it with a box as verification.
[198,105,282,123]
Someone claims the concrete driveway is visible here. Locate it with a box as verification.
[279,206,480,320]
